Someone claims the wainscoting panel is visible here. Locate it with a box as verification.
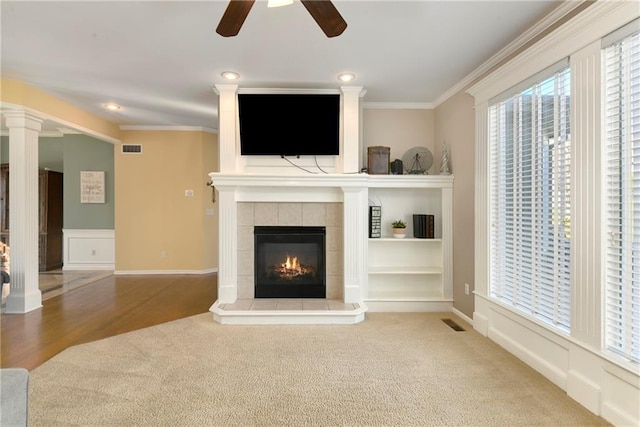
[475,293,640,426]
[63,229,114,270]
[487,305,569,389]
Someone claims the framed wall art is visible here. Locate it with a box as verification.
[80,171,105,204]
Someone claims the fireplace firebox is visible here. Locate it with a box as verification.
[254,226,326,298]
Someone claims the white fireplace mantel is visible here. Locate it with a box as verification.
[209,173,454,314]
[210,172,371,307]
[210,172,454,194]
[211,172,370,202]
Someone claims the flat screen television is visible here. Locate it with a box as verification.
[238,93,340,156]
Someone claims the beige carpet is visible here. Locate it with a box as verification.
[28,313,609,426]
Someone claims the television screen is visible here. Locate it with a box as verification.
[238,94,340,156]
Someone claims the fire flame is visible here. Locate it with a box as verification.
[281,255,302,274]
[267,253,315,280]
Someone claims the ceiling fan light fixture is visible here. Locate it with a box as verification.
[216,0,346,38]
[104,103,122,111]
[337,72,355,82]
[221,71,240,80]
[267,0,294,8]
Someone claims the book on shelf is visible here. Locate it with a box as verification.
[413,214,435,238]
[369,206,381,238]
[426,214,435,239]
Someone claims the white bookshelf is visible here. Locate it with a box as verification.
[364,175,453,312]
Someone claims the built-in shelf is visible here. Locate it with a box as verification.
[368,266,442,275]
[369,238,442,243]
[366,297,447,302]
[365,176,453,312]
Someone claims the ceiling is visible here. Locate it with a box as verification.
[1,0,564,134]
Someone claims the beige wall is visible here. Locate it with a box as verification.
[434,91,475,318]
[362,109,435,174]
[115,130,218,272]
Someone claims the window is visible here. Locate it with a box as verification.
[603,28,640,363]
[489,66,572,332]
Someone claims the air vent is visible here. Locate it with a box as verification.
[121,144,142,154]
[441,318,465,331]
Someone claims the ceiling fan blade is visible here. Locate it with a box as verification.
[216,0,256,37]
[300,0,347,38]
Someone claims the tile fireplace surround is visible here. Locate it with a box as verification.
[209,173,371,325]
[237,203,343,300]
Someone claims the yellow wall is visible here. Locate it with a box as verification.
[0,78,120,141]
[2,79,219,272]
[116,130,218,272]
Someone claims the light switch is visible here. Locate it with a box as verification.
[185,190,194,197]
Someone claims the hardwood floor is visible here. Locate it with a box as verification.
[1,273,218,371]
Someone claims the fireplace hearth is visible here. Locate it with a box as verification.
[254,226,326,298]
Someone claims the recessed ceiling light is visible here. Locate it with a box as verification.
[104,103,122,111]
[267,0,294,7]
[337,72,356,82]
[221,71,240,80]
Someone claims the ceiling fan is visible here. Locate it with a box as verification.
[216,0,347,38]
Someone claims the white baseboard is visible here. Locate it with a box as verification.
[114,268,218,275]
[364,300,453,312]
[475,295,640,426]
[567,369,601,415]
[63,229,115,270]
[489,324,568,389]
[452,307,473,326]
[63,264,113,271]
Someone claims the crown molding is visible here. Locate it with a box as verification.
[56,127,81,135]
[340,86,367,98]
[213,84,238,95]
[435,0,591,107]
[119,125,218,134]
[40,131,64,137]
[236,87,341,95]
[362,102,434,110]
[1,130,64,137]
[467,0,638,103]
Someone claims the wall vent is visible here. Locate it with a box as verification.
[121,144,142,154]
[441,318,465,331]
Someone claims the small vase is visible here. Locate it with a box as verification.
[392,228,406,239]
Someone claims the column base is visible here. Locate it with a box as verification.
[4,289,43,313]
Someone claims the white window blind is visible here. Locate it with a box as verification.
[603,29,640,364]
[489,66,572,332]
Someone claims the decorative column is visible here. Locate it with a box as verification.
[567,44,603,414]
[340,86,365,174]
[441,184,454,301]
[472,100,489,335]
[213,84,239,173]
[569,40,602,349]
[4,111,43,313]
[214,184,238,304]
[342,186,367,303]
